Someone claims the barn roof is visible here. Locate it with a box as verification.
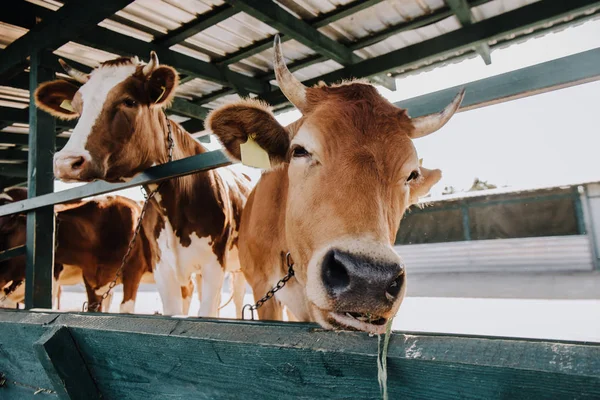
[0,0,599,186]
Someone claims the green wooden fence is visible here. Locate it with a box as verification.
[1,310,599,399]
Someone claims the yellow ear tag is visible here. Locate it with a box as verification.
[155,85,166,104]
[240,134,271,169]
[60,99,74,112]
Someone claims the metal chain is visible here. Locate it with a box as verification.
[0,372,56,395]
[83,110,174,312]
[242,252,295,320]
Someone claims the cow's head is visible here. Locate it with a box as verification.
[207,36,463,333]
[34,53,179,182]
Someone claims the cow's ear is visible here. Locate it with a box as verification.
[206,99,290,167]
[409,165,442,205]
[34,80,80,120]
[146,66,178,107]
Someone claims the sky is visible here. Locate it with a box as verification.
[55,18,600,201]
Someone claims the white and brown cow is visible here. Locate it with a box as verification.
[206,36,464,333]
[0,187,158,312]
[33,54,251,317]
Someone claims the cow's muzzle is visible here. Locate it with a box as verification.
[53,151,100,182]
[319,248,405,333]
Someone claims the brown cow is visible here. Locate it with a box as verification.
[206,36,464,333]
[0,187,161,313]
[33,53,252,317]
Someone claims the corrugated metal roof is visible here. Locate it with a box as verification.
[0,0,598,144]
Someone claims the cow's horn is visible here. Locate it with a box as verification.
[273,34,307,112]
[410,89,466,138]
[143,51,159,76]
[58,59,89,84]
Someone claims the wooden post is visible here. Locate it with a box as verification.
[33,326,101,400]
[25,51,56,309]
[461,202,472,241]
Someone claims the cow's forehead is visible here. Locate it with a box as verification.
[79,64,138,106]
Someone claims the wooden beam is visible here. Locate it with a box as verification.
[0,150,232,217]
[76,25,271,95]
[261,0,600,106]
[25,51,55,310]
[224,0,360,66]
[34,326,101,400]
[0,0,134,76]
[446,0,492,65]
[0,133,68,148]
[153,5,238,48]
[395,47,600,118]
[0,245,26,263]
[0,149,29,162]
[0,164,28,179]
[1,311,599,399]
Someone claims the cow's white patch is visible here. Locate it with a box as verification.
[274,278,309,320]
[290,123,322,162]
[95,283,110,296]
[58,64,137,158]
[119,299,135,314]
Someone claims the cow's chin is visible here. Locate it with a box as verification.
[309,303,394,335]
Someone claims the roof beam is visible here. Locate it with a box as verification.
[217,0,385,66]
[153,5,238,48]
[0,0,135,76]
[0,164,28,179]
[0,133,68,148]
[223,0,360,66]
[260,0,600,107]
[446,0,492,65]
[204,0,491,104]
[76,25,271,95]
[395,47,600,117]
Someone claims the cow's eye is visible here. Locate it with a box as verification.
[407,171,419,182]
[292,146,310,158]
[123,98,137,107]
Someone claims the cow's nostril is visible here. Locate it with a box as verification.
[322,249,350,292]
[70,156,85,170]
[386,272,404,299]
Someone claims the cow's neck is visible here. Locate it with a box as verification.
[144,111,228,250]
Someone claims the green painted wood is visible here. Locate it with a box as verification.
[0,164,28,179]
[0,150,232,217]
[153,5,238,48]
[573,188,587,235]
[0,0,134,76]
[224,0,360,66]
[262,0,600,106]
[1,310,600,399]
[311,0,385,28]
[0,133,68,149]
[396,46,600,118]
[33,326,100,400]
[0,245,25,263]
[25,52,55,310]
[75,25,271,95]
[0,107,76,131]
[446,0,492,65]
[0,312,59,398]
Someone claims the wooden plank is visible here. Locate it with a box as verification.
[25,52,55,310]
[446,0,492,65]
[33,326,100,400]
[0,310,599,399]
[0,150,232,217]
[0,0,134,76]
[396,46,600,118]
[0,245,25,263]
[0,312,58,398]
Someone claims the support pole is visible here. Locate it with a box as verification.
[25,50,56,309]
